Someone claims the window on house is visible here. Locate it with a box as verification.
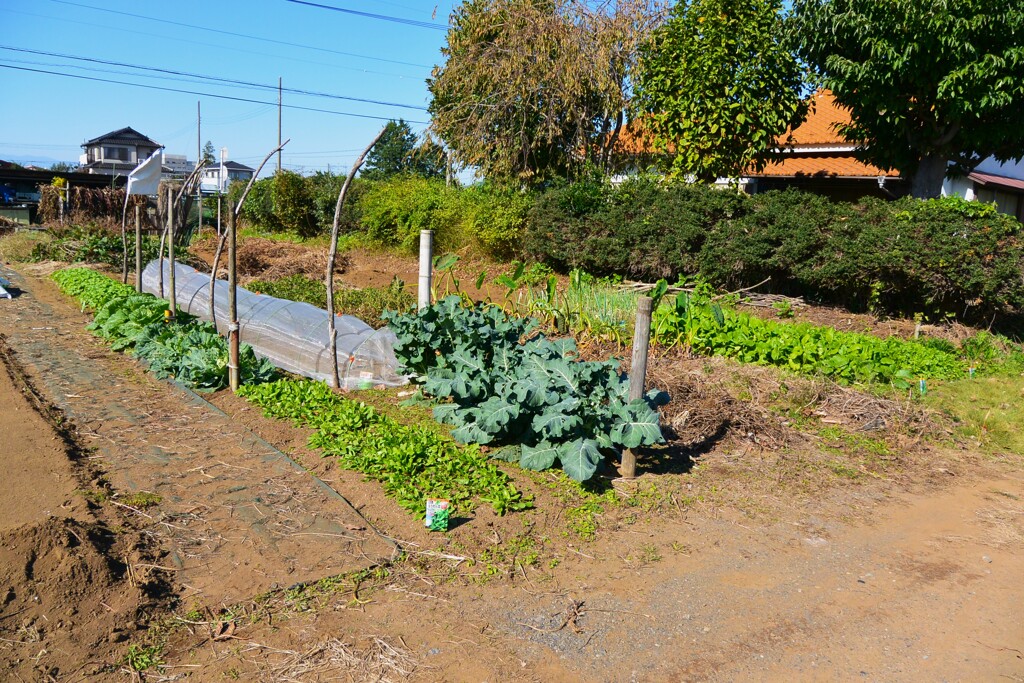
[102,146,128,161]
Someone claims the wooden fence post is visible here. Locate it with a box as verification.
[134,205,142,293]
[418,230,433,311]
[621,295,653,479]
[167,185,176,320]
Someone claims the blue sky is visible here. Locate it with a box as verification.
[0,0,459,175]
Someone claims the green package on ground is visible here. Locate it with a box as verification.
[425,498,451,532]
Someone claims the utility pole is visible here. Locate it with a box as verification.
[277,77,283,174]
[197,101,203,232]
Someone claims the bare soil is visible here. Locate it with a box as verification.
[1,252,1022,682]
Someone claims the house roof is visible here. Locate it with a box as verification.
[81,159,172,174]
[759,154,900,178]
[222,160,254,172]
[968,171,1024,192]
[781,90,854,149]
[613,90,901,179]
[82,127,163,149]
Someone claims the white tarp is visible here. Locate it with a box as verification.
[126,151,163,196]
[141,260,406,389]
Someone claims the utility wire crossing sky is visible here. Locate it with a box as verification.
[1,0,458,173]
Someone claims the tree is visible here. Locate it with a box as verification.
[49,161,76,172]
[202,140,217,165]
[361,119,445,180]
[428,0,666,184]
[793,0,1024,198]
[633,0,807,183]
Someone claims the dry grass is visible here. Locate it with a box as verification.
[0,230,50,263]
[246,636,418,682]
[191,235,350,281]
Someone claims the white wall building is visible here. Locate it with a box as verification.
[942,157,1024,221]
[200,159,256,194]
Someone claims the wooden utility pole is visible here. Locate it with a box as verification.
[277,77,283,174]
[197,101,203,233]
[621,295,653,478]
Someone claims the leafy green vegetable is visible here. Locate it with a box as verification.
[653,289,965,387]
[238,378,531,517]
[51,267,277,392]
[384,296,668,481]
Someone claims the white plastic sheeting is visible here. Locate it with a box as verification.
[141,260,406,388]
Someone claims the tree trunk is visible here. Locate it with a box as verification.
[909,154,948,199]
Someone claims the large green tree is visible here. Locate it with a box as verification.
[361,119,446,181]
[794,0,1024,198]
[428,0,665,184]
[633,0,807,183]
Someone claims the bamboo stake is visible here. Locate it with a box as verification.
[327,127,386,389]
[227,209,239,392]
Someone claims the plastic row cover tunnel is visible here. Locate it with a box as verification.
[141,260,407,389]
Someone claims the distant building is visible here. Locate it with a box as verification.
[200,160,255,194]
[162,153,195,177]
[79,127,165,175]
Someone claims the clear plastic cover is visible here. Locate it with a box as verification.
[141,259,407,389]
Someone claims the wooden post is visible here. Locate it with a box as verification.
[621,295,653,479]
[227,209,240,392]
[134,204,142,292]
[167,185,176,320]
[418,229,433,311]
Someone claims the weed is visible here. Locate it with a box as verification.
[123,643,163,672]
[119,492,162,510]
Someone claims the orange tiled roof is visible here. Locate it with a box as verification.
[614,90,902,178]
[759,154,900,178]
[782,90,850,148]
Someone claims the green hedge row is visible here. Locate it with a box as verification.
[523,180,1024,326]
[231,171,1024,326]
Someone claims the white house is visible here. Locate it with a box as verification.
[200,160,256,194]
[942,157,1024,221]
[79,127,164,176]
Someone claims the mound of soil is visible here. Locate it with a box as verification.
[0,348,174,681]
[191,235,349,281]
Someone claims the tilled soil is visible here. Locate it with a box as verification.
[1,258,1022,682]
[0,264,395,611]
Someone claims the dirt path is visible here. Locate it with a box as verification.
[1,260,1022,681]
[0,264,395,609]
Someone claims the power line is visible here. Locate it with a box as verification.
[0,45,428,111]
[46,0,433,69]
[0,64,427,124]
[284,0,449,30]
[1,7,423,81]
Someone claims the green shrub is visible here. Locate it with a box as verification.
[459,183,532,259]
[271,170,317,237]
[358,176,466,253]
[31,224,161,268]
[524,176,751,279]
[230,177,278,231]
